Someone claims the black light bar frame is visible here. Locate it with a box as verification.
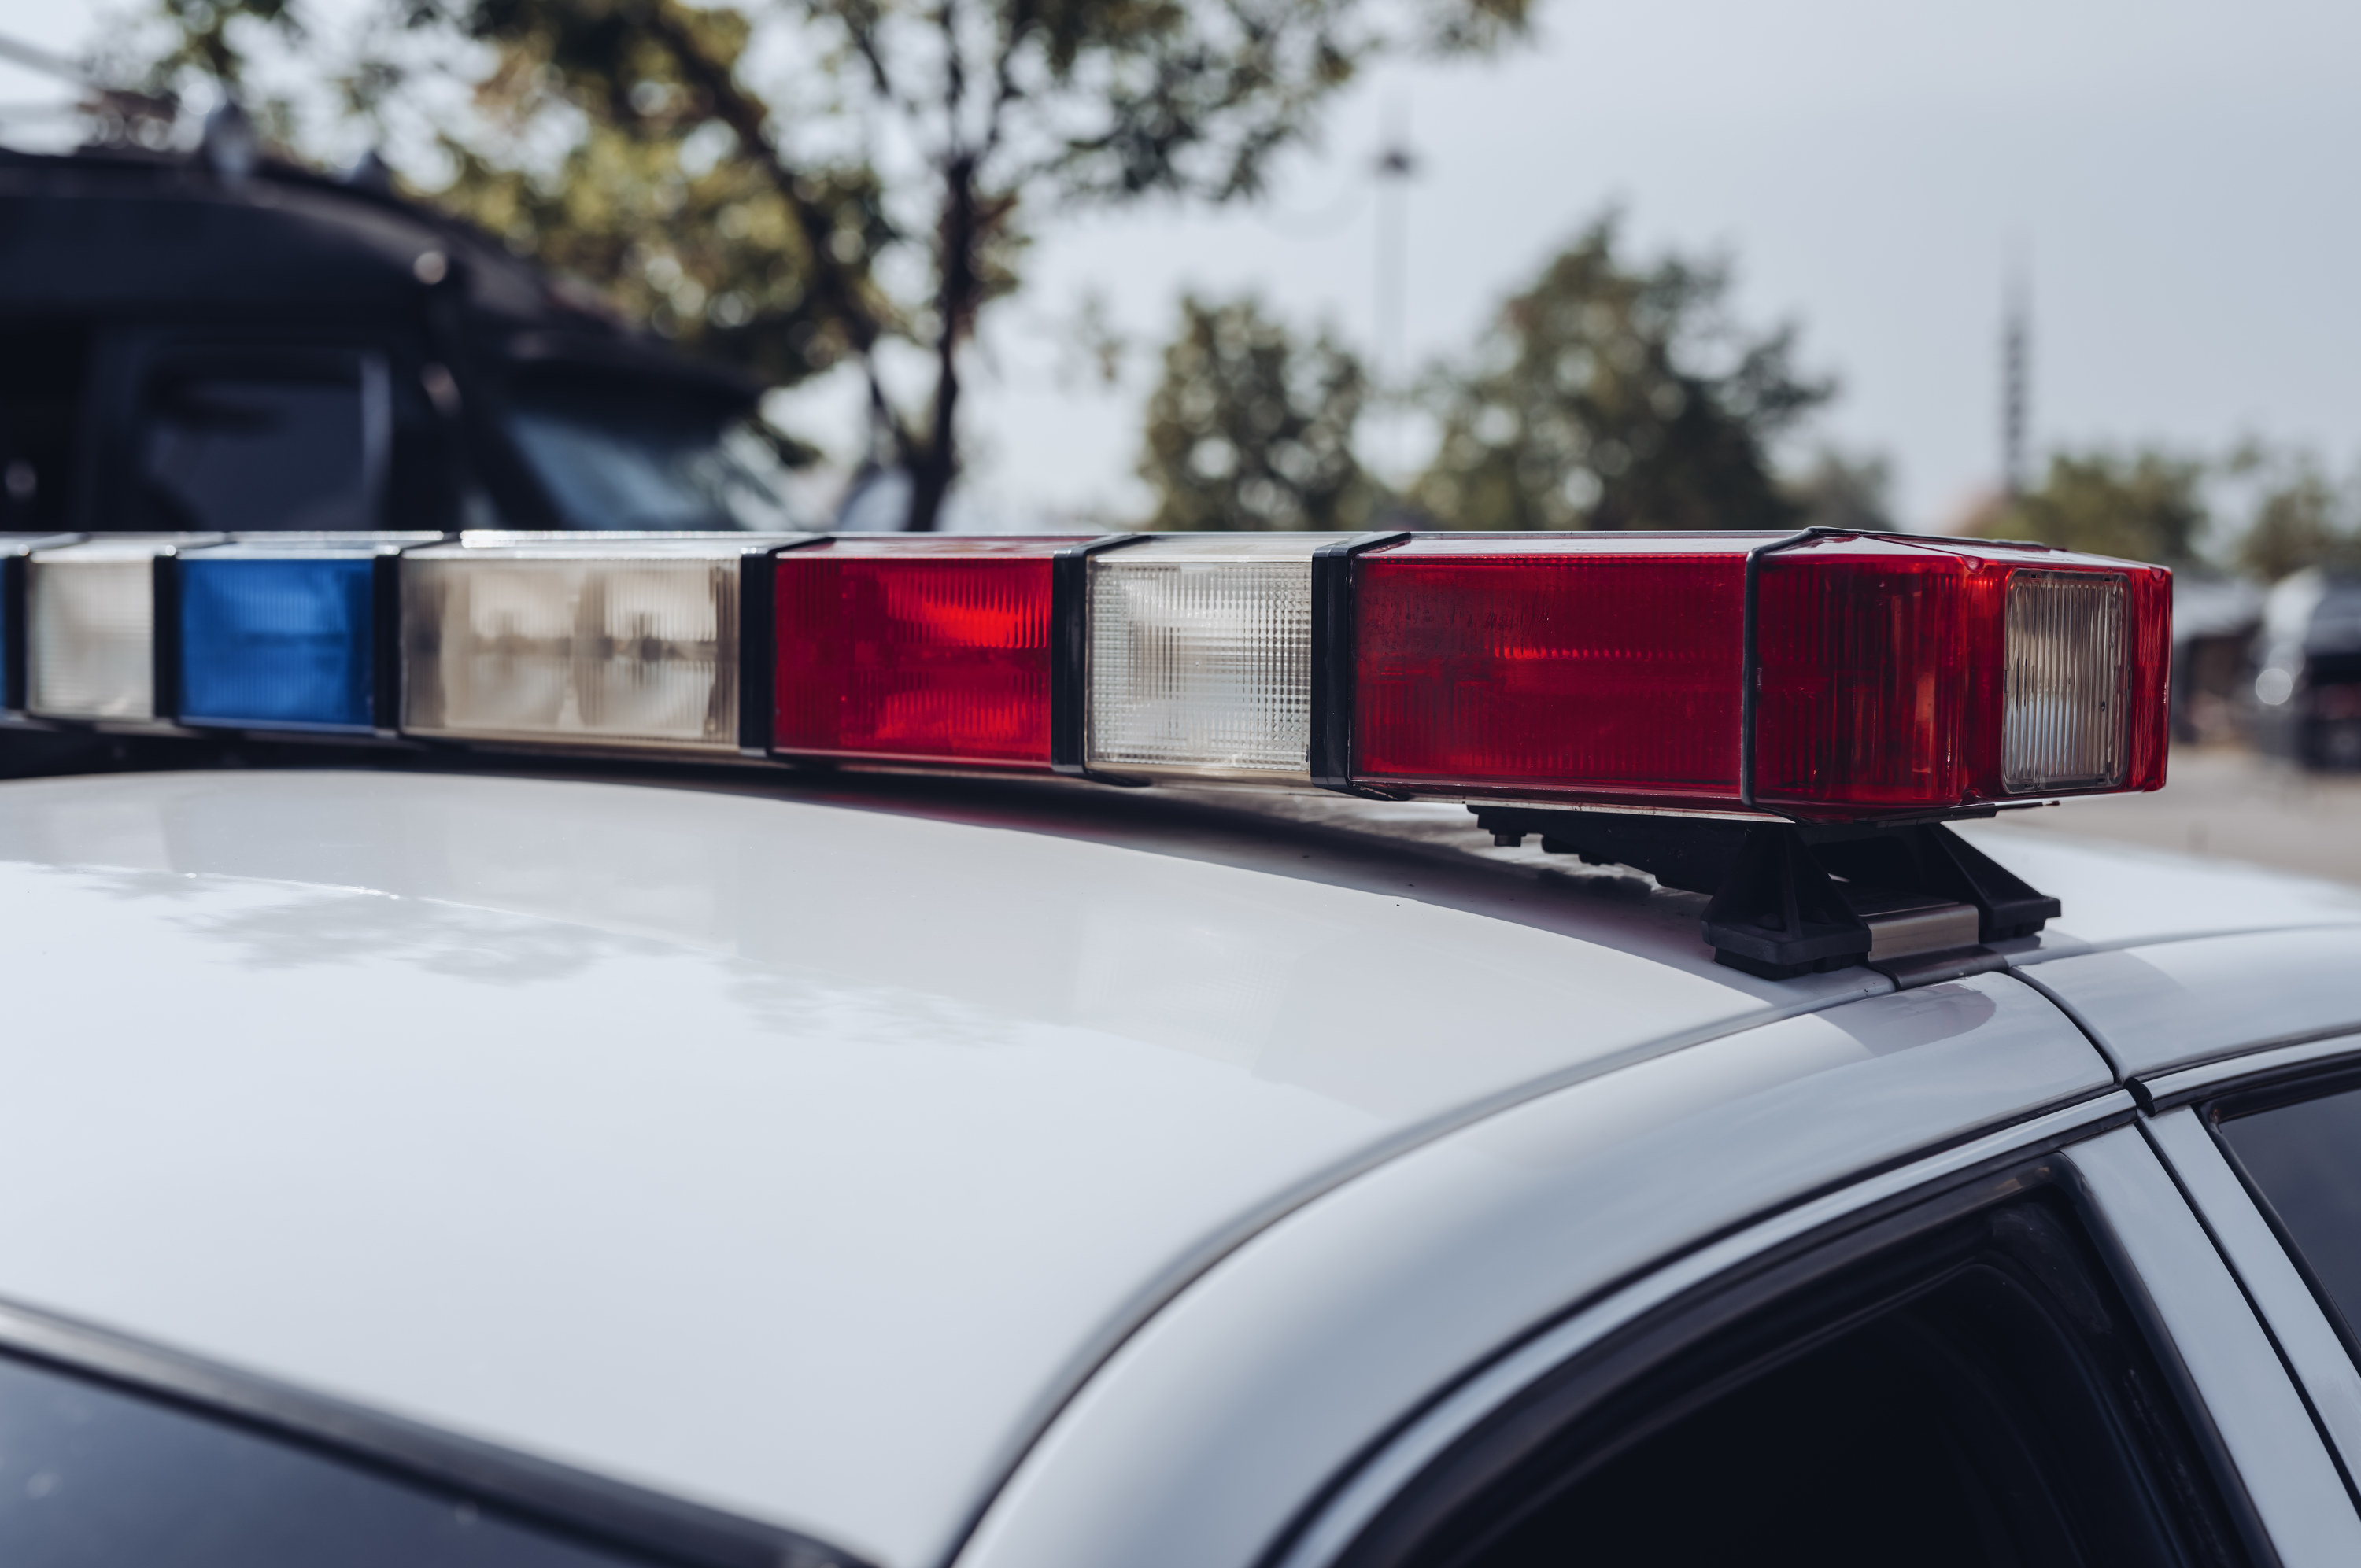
[739,536,832,757]
[1309,530,1411,794]
[0,540,50,717]
[1050,532,1150,783]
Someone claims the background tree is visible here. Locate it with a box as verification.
[1783,448,1894,533]
[2222,446,2361,581]
[1410,213,1831,530]
[427,33,886,392]
[1137,294,1373,530]
[1992,448,2208,564]
[105,0,1531,529]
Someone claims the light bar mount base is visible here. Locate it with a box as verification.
[1472,807,2060,986]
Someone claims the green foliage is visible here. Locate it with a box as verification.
[105,0,1533,527]
[1137,294,1373,530]
[425,27,887,389]
[1991,449,2209,564]
[1784,448,1894,533]
[1410,214,1831,530]
[2224,448,2361,582]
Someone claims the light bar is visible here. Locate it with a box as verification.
[173,536,444,734]
[24,536,222,728]
[1353,533,2169,817]
[401,537,811,754]
[1082,534,1351,782]
[0,529,2168,828]
[770,537,1082,769]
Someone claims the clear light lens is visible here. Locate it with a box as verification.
[180,554,376,731]
[1085,537,1330,779]
[28,543,164,721]
[2004,569,2126,791]
[401,548,747,751]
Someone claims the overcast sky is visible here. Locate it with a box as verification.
[8,0,2360,530]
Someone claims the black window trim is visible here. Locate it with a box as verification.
[2203,1058,2361,1382]
[1259,1116,2274,1568]
[0,1290,872,1568]
[2141,1032,2361,1116]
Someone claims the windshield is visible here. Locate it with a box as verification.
[0,1348,645,1566]
[505,378,798,532]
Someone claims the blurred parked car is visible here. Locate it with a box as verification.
[2172,574,2264,746]
[2253,568,2361,769]
[0,132,800,537]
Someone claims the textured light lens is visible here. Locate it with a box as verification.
[772,539,1070,767]
[1356,533,2168,819]
[27,541,167,721]
[179,554,376,731]
[401,544,762,751]
[1086,537,1330,779]
[2004,569,2126,791]
[1354,536,1751,803]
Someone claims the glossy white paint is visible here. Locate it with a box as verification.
[959,972,2114,1568]
[2015,928,2361,1080]
[0,769,1891,1568]
[1265,1094,2138,1568]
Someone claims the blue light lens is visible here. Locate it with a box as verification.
[179,556,375,730]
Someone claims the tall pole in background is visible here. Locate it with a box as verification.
[2001,270,2031,501]
[1373,97,1417,481]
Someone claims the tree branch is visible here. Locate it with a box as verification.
[639,0,914,466]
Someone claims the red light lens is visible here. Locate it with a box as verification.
[1754,538,2172,812]
[1752,543,1997,810]
[772,540,1077,768]
[1354,534,2171,820]
[1353,537,1753,807]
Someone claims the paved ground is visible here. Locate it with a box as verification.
[2000,747,2361,889]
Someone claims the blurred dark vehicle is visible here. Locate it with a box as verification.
[2253,569,2361,769]
[0,139,798,536]
[2171,576,2263,747]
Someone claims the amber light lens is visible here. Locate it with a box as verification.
[1352,537,1753,807]
[771,540,1074,767]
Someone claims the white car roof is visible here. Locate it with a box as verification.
[0,767,2352,1566]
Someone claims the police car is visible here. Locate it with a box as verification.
[2,525,2359,1568]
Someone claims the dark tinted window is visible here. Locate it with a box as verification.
[2215,1078,2361,1354]
[505,379,793,532]
[137,352,386,532]
[0,327,87,532]
[1353,1196,2241,1568]
[0,1351,641,1566]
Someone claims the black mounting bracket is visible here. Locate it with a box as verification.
[1472,806,2060,984]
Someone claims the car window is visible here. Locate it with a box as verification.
[136,352,389,533]
[1338,1188,2244,1568]
[504,378,796,533]
[2213,1076,2361,1358]
[0,1349,645,1566]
